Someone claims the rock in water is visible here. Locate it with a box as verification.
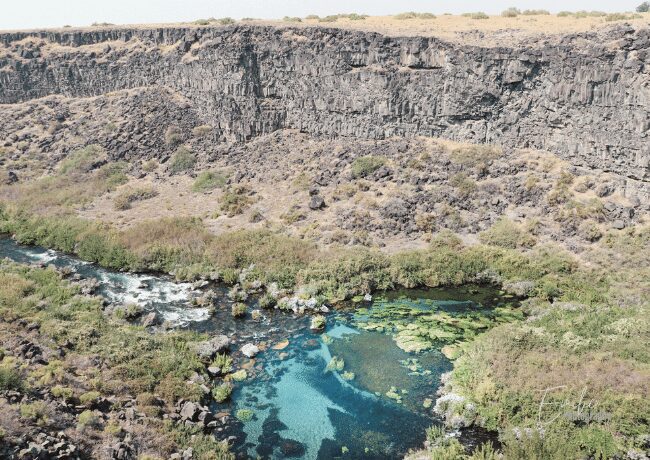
[241,343,259,358]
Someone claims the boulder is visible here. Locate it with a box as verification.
[308,195,325,210]
[241,343,259,358]
[179,401,199,421]
[140,311,161,328]
[195,335,230,359]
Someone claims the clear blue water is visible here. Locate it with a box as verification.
[0,237,504,459]
[230,319,449,459]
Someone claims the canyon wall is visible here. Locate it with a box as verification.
[0,24,648,180]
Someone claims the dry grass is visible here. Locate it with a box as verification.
[2,13,648,47]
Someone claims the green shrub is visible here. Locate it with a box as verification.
[212,383,233,403]
[449,172,477,197]
[79,390,101,405]
[218,17,235,25]
[638,2,650,12]
[168,146,196,174]
[0,367,23,391]
[192,170,228,192]
[351,155,386,178]
[283,16,302,22]
[20,402,49,424]
[259,293,277,309]
[77,410,100,430]
[211,353,233,374]
[479,218,536,249]
[347,13,369,20]
[51,385,74,400]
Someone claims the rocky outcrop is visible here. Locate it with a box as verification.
[0,24,648,180]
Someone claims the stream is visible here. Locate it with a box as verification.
[0,237,512,459]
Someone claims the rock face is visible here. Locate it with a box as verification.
[0,24,648,180]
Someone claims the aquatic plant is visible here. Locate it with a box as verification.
[385,386,403,403]
[229,369,247,381]
[341,371,355,381]
[353,297,523,354]
[325,356,345,372]
[235,408,254,422]
[310,314,326,330]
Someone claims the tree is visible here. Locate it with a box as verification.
[637,2,650,12]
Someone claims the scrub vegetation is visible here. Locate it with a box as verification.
[0,260,234,458]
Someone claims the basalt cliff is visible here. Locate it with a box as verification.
[0,23,648,181]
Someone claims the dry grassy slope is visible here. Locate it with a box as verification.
[63,130,646,258]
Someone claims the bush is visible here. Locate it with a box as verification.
[522,9,550,15]
[638,2,650,12]
[192,170,228,192]
[283,16,302,22]
[20,402,49,425]
[51,385,74,400]
[113,186,158,210]
[231,303,247,317]
[351,155,386,178]
[462,12,489,19]
[168,146,196,174]
[77,410,100,430]
[218,17,235,25]
[479,218,536,249]
[164,126,182,147]
[192,125,212,137]
[347,13,369,20]
[501,7,520,17]
[0,367,23,391]
[212,383,233,403]
[219,186,253,216]
[79,390,101,405]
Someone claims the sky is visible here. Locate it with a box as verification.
[0,0,644,30]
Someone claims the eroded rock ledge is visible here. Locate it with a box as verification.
[0,23,648,180]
